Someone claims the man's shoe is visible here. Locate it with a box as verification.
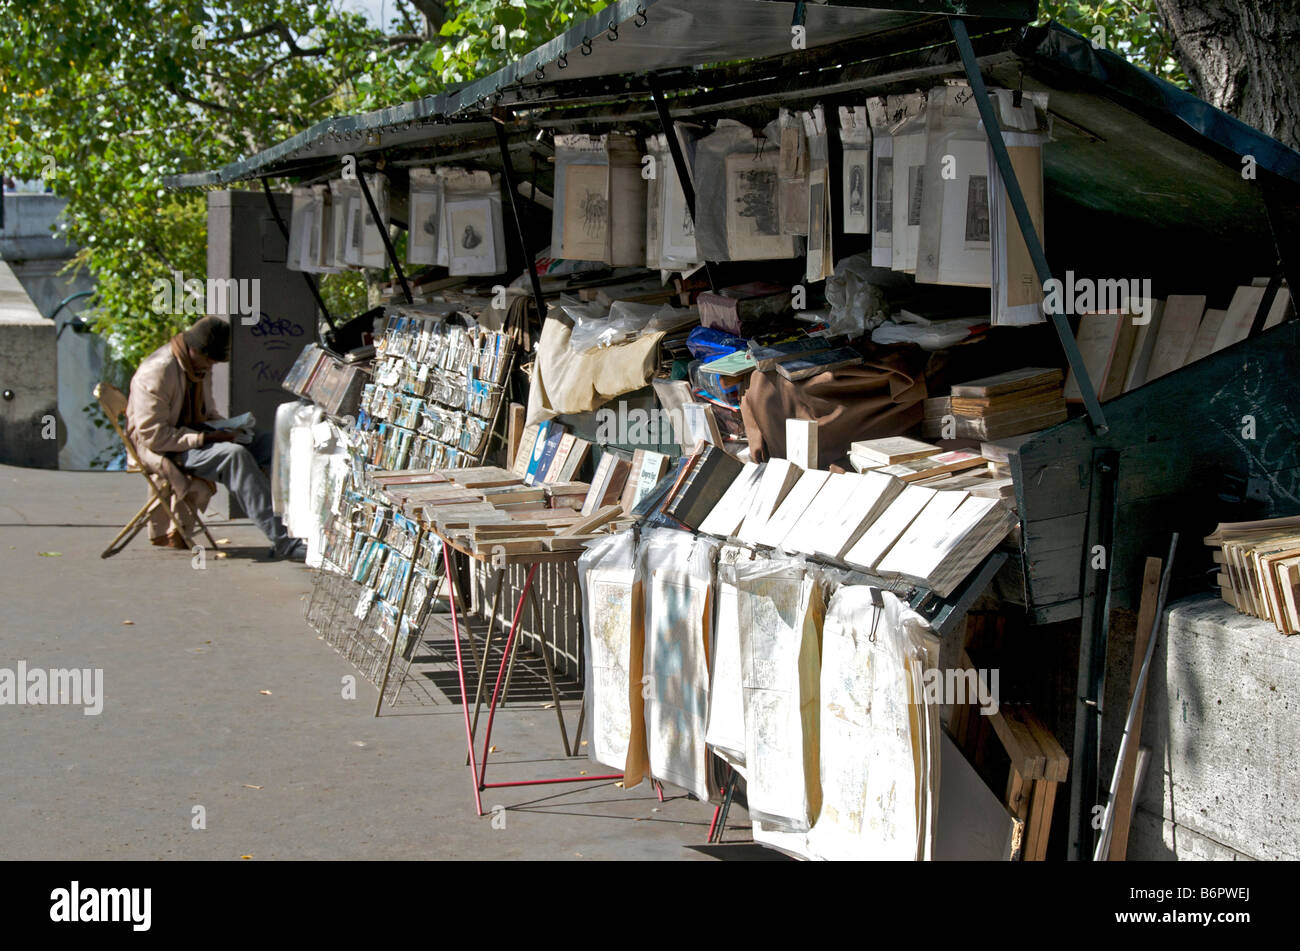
[270,539,307,562]
[165,532,189,550]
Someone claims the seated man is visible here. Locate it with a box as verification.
[125,315,304,560]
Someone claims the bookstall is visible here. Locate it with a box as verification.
[166,0,1300,861]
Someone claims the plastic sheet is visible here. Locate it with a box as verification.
[406,167,446,267]
[638,528,718,801]
[694,118,796,263]
[914,84,991,288]
[578,531,639,773]
[705,544,755,770]
[805,585,941,860]
[838,104,871,236]
[824,252,890,338]
[735,554,825,831]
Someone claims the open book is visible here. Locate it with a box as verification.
[206,411,256,445]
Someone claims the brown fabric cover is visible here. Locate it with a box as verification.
[740,346,929,469]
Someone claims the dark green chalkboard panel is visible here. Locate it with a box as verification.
[1014,319,1300,623]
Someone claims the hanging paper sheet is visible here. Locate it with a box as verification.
[735,555,824,831]
[806,585,942,860]
[638,529,718,802]
[578,532,638,773]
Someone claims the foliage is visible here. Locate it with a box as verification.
[0,0,606,371]
[1037,0,1187,87]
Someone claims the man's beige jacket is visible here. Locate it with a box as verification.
[125,341,216,533]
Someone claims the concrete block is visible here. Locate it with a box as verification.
[1134,594,1300,861]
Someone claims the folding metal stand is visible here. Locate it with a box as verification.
[436,533,621,816]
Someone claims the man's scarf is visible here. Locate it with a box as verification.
[168,334,208,429]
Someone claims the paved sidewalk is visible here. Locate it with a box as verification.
[0,465,727,860]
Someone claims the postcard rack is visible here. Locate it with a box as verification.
[305,483,440,705]
[358,309,515,471]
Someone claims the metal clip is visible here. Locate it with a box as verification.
[535,64,545,81]
[581,36,593,55]
[557,52,568,69]
[634,6,648,27]
[869,587,885,643]
[607,21,618,41]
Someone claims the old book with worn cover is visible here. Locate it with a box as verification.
[663,444,744,530]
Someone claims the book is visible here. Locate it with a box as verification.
[811,470,905,560]
[700,350,758,377]
[544,433,577,484]
[581,453,631,517]
[1205,514,1300,632]
[1122,299,1165,392]
[512,423,542,478]
[526,422,563,486]
[681,403,724,448]
[949,367,1063,398]
[1212,283,1292,352]
[1064,314,1139,403]
[696,283,792,336]
[557,437,592,483]
[697,462,764,538]
[843,484,937,571]
[663,444,745,530]
[634,456,692,523]
[748,336,833,372]
[849,436,939,467]
[1144,295,1205,381]
[875,450,985,483]
[1183,308,1227,366]
[736,459,804,544]
[775,347,863,381]
[620,449,669,514]
[755,468,832,549]
[877,494,1015,597]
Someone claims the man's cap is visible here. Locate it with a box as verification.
[182,315,231,362]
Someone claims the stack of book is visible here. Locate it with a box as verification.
[1205,515,1300,634]
[923,367,1066,440]
[512,421,593,487]
[848,436,940,472]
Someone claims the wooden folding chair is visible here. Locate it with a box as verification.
[95,382,218,559]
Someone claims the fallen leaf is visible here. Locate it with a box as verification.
[259,690,272,696]
[122,620,134,626]
[215,552,228,559]
[488,745,498,753]
[38,551,62,557]
[580,740,588,747]
[241,784,263,790]
[614,781,624,788]
[216,538,230,545]
[579,770,587,776]
[240,854,253,860]
[542,702,555,710]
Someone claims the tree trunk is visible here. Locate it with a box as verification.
[1154,0,1300,150]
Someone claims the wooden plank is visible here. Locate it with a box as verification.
[505,403,526,472]
[1107,555,1162,861]
[556,504,623,537]
[1025,779,1059,861]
